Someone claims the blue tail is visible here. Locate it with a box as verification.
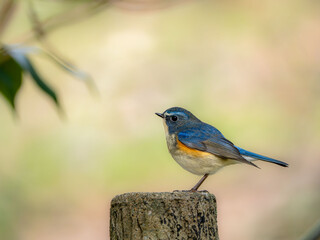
[235,146,288,167]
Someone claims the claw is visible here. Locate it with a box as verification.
[198,190,209,193]
[173,190,196,193]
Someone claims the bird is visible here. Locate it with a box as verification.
[155,107,288,192]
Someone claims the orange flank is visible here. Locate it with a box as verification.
[176,137,212,157]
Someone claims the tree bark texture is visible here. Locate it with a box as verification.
[110,191,219,240]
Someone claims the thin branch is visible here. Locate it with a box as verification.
[12,0,111,44]
[11,0,191,44]
[0,0,17,39]
[27,0,46,40]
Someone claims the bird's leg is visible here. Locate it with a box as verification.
[190,174,209,192]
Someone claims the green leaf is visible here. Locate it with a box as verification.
[4,45,60,107]
[0,53,22,109]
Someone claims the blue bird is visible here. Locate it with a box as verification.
[156,107,288,191]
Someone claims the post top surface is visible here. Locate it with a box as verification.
[111,191,216,204]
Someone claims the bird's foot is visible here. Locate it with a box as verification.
[198,189,209,193]
[190,189,209,193]
[173,189,209,193]
[173,189,196,193]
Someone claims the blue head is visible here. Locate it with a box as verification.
[156,107,201,134]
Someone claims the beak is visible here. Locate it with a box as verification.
[155,112,164,118]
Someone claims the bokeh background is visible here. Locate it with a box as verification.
[1,0,320,239]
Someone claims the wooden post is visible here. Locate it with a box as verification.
[110,191,219,240]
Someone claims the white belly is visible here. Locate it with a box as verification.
[165,131,237,175]
[171,152,229,175]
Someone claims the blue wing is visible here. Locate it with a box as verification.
[177,125,258,167]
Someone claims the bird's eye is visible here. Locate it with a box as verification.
[170,115,178,122]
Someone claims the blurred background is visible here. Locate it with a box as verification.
[1,0,320,239]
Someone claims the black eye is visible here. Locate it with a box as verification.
[170,115,178,122]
